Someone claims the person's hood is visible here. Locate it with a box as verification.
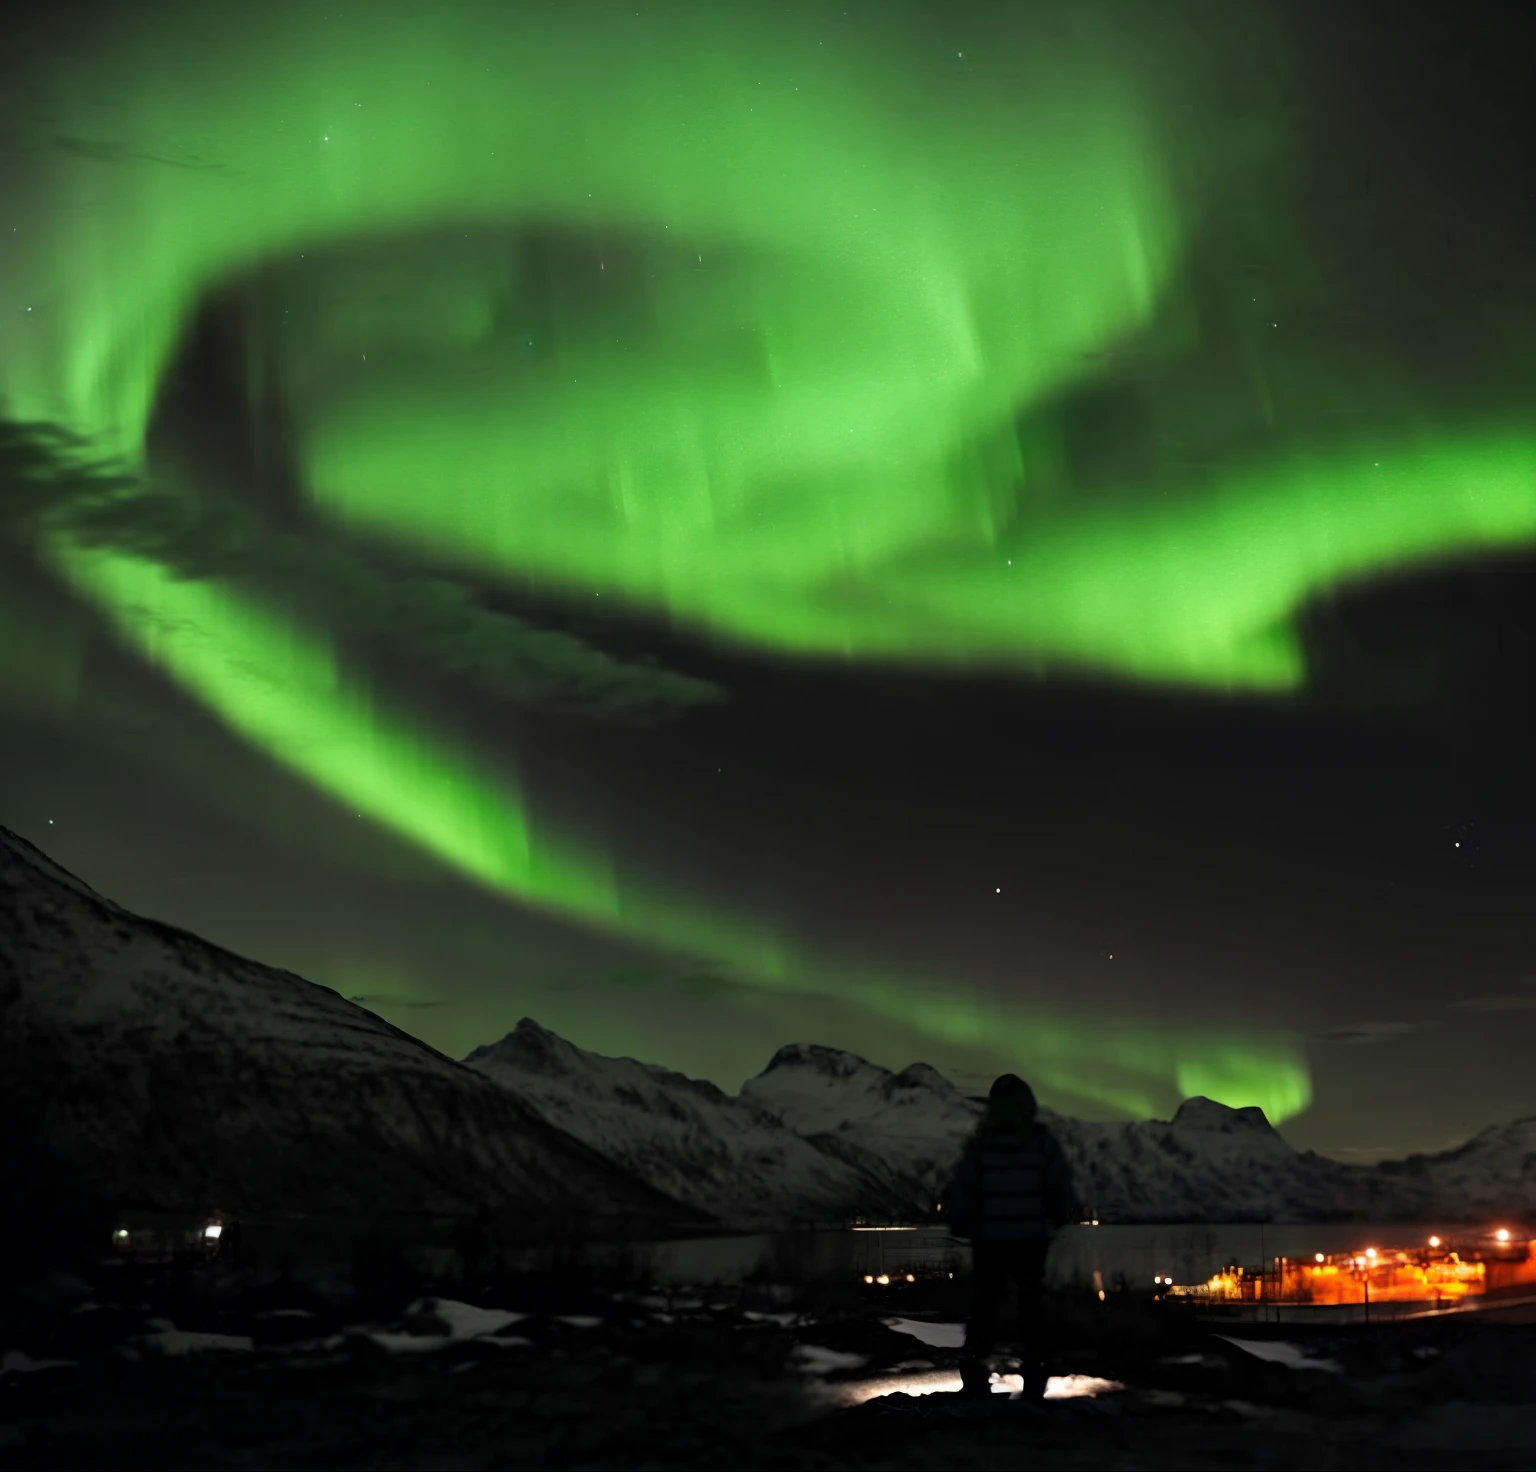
[979,1097,1040,1137]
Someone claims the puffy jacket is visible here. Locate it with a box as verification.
[942,1112,1078,1242]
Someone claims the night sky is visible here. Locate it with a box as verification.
[2,0,1533,1161]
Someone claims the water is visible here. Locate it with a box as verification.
[586,1221,1476,1290]
[1047,1221,1462,1292]
[122,1212,1472,1298]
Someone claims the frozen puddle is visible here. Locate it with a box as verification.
[1215,1336,1342,1374]
[1028,1373,1123,1400]
[832,1368,1124,1406]
[826,1369,964,1404]
[879,1320,1122,1401]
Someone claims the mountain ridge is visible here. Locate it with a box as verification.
[0,824,705,1233]
[472,1020,1536,1225]
[6,822,1531,1232]
[465,1019,915,1227]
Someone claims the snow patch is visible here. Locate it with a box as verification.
[1,1350,77,1375]
[416,1298,525,1339]
[884,1317,966,1349]
[1216,1336,1343,1374]
[142,1330,253,1356]
[367,1298,528,1354]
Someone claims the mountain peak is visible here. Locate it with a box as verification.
[463,1020,915,1224]
[1171,1096,1274,1132]
[890,1061,959,1095]
[761,1043,882,1080]
[2,822,113,906]
[462,1017,583,1076]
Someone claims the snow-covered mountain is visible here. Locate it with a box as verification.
[478,1029,1536,1225]
[465,1022,913,1228]
[1370,1115,1536,1214]
[10,816,1526,1233]
[740,1043,979,1207]
[1047,1099,1383,1223]
[0,825,704,1232]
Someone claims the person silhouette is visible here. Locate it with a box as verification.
[941,1073,1080,1398]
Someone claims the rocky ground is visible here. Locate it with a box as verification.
[4,1260,1536,1469]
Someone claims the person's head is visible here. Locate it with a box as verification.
[986,1073,1038,1132]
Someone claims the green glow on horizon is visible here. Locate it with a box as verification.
[51,536,1312,1121]
[13,2,1532,1124]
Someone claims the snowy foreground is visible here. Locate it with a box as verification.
[5,1265,1536,1469]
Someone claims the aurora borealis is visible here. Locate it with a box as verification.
[3,1,1534,1153]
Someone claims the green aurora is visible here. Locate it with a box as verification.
[5,2,1534,1123]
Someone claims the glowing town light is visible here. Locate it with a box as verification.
[204,1223,223,1241]
[114,1228,129,1241]
[1366,1248,1377,1258]
[1429,1237,1441,1248]
[905,1274,915,1283]
[1496,1229,1511,1243]
[876,1274,890,1285]
[1315,1253,1325,1263]
[863,1275,874,1284]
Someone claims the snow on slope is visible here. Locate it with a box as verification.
[739,1044,980,1207]
[735,1042,1536,1223]
[475,1030,1400,1224]
[1048,1101,1377,1223]
[1370,1116,1536,1216]
[0,825,704,1230]
[465,1021,912,1227]
[741,1042,1384,1221]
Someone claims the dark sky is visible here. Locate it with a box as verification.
[2,1,1534,1160]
